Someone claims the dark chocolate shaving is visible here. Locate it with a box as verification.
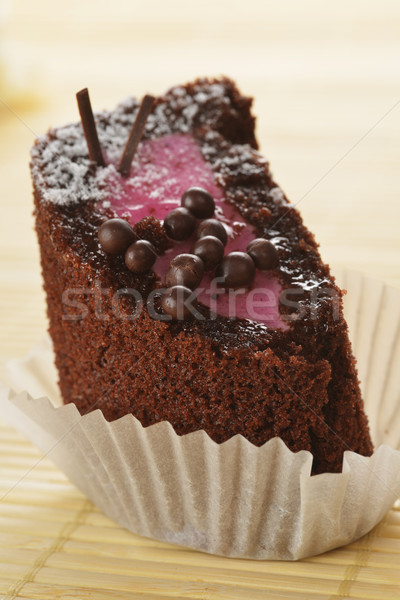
[118,94,155,177]
[76,88,105,167]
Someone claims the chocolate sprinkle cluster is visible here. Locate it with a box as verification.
[98,186,280,320]
[98,218,157,273]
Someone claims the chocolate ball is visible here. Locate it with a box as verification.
[98,218,136,255]
[181,187,215,219]
[247,238,279,270]
[216,251,256,289]
[191,236,225,271]
[163,207,196,241]
[161,285,194,320]
[165,253,204,290]
[125,240,157,273]
[197,218,228,246]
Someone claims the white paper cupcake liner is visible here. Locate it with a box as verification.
[1,270,400,560]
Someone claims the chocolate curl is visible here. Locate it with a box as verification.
[76,88,105,167]
[118,94,155,177]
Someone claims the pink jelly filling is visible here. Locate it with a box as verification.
[103,134,285,329]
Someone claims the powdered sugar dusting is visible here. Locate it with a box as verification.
[30,84,231,207]
[31,122,116,206]
[30,80,257,207]
[31,98,143,206]
[269,186,290,206]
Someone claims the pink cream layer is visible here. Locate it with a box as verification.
[104,134,285,329]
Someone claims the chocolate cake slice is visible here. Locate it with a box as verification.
[31,77,373,474]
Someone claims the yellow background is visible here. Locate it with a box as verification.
[0,1,399,598]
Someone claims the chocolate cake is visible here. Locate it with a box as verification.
[31,77,373,474]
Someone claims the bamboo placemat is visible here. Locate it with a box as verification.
[0,419,399,600]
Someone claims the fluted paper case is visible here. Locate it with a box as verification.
[1,270,400,560]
